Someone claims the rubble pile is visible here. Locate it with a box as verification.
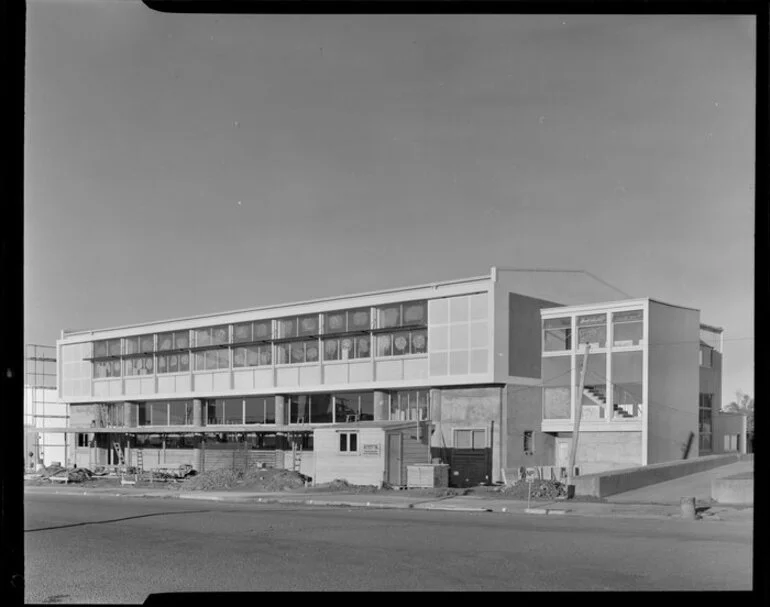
[496,479,568,500]
[307,479,381,494]
[38,466,95,483]
[177,467,307,492]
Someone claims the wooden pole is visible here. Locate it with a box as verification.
[567,343,591,498]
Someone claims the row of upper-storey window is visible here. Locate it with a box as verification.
[90,300,428,358]
[543,310,644,352]
[92,329,430,378]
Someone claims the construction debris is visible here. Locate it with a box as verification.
[174,468,307,492]
[495,479,568,500]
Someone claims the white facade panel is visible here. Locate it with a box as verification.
[125,378,141,396]
[212,371,230,391]
[233,369,255,391]
[299,365,322,386]
[375,360,403,382]
[348,362,373,383]
[276,367,300,387]
[403,358,429,380]
[323,364,348,385]
[194,373,213,393]
[253,368,274,389]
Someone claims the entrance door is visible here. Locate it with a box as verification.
[387,433,402,486]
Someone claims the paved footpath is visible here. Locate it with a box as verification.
[24,484,754,524]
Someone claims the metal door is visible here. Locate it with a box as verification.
[449,450,490,487]
[387,433,402,486]
[555,438,571,469]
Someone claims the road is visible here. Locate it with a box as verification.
[25,493,751,601]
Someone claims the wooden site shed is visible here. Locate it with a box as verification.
[313,421,431,487]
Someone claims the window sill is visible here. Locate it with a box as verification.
[373,354,428,361]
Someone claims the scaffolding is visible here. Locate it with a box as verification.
[25,344,67,469]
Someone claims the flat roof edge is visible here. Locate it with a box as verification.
[61,273,492,338]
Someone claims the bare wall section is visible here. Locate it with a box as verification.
[506,385,554,472]
[647,301,700,464]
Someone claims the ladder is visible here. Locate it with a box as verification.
[135,450,144,473]
[292,437,302,473]
[112,442,124,467]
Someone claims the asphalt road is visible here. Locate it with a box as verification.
[24,494,752,601]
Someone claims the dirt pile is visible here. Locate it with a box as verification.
[176,468,307,492]
[37,466,95,483]
[496,479,568,500]
[305,479,381,494]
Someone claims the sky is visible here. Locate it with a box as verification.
[24,1,755,404]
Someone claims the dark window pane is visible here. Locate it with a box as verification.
[205,351,218,370]
[376,334,392,357]
[125,337,140,355]
[403,301,426,325]
[244,398,261,424]
[350,309,370,330]
[349,433,358,452]
[259,346,272,366]
[111,360,121,376]
[245,346,259,367]
[138,404,150,426]
[157,356,167,374]
[279,318,297,339]
[196,328,212,347]
[233,347,246,367]
[276,343,290,364]
[340,433,347,452]
[411,330,427,354]
[151,402,168,426]
[298,315,318,336]
[225,398,243,424]
[94,341,107,357]
[264,398,275,424]
[254,321,272,340]
[291,343,305,363]
[233,323,252,343]
[325,312,345,334]
[108,339,121,356]
[216,349,230,369]
[380,306,400,328]
[393,332,409,355]
[324,338,340,361]
[356,336,371,358]
[179,353,190,372]
[311,394,333,423]
[335,394,359,422]
[169,354,179,372]
[359,392,374,421]
[213,326,229,345]
[140,335,154,353]
[305,341,319,363]
[175,332,189,349]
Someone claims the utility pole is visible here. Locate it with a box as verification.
[567,343,590,499]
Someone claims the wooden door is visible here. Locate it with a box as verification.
[387,433,402,486]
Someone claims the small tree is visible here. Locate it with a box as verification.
[723,390,754,434]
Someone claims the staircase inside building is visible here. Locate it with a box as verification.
[583,386,635,419]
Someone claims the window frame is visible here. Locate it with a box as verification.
[338,431,359,453]
[452,427,487,450]
[543,317,572,352]
[577,313,607,349]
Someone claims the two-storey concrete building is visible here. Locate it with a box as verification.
[50,267,742,486]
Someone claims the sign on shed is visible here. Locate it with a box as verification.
[362,443,381,456]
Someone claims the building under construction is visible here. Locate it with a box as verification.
[46,267,745,486]
[24,344,68,469]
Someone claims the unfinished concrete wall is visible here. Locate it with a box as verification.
[69,404,98,427]
[431,386,503,482]
[571,431,643,475]
[505,385,554,473]
[647,302,700,464]
[314,427,385,485]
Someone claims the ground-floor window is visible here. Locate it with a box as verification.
[454,428,486,449]
[76,433,91,447]
[699,393,713,453]
[339,432,358,453]
[333,392,374,422]
[523,431,534,455]
[289,394,334,423]
[390,390,429,421]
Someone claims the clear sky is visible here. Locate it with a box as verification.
[24,2,755,404]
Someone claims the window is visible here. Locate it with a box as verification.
[169,400,193,425]
[390,390,429,421]
[93,360,121,378]
[333,392,374,422]
[454,428,486,449]
[612,310,643,347]
[523,431,534,455]
[157,352,190,374]
[233,320,273,343]
[233,344,272,367]
[375,329,427,357]
[699,345,713,368]
[138,403,150,426]
[124,334,155,355]
[207,399,225,425]
[543,318,572,352]
[244,397,276,424]
[611,351,642,419]
[323,335,371,360]
[543,356,571,420]
[77,433,90,447]
[157,330,190,351]
[151,402,169,426]
[124,356,154,376]
[577,314,607,348]
[93,338,121,358]
[194,325,230,347]
[699,393,713,453]
[194,349,230,371]
[276,340,319,364]
[376,300,427,329]
[323,308,371,334]
[339,432,358,453]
